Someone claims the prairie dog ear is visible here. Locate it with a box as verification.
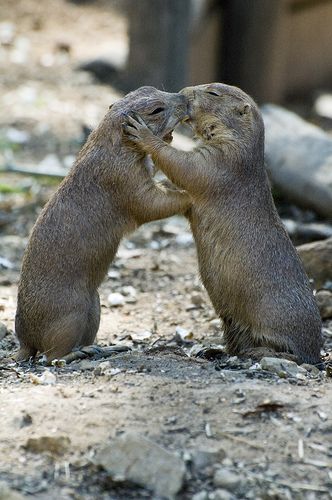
[238,103,251,116]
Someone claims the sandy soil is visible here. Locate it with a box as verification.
[0,1,332,499]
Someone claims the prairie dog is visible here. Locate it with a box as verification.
[16,86,191,362]
[124,83,323,364]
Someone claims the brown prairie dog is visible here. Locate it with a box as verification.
[16,86,191,362]
[124,83,323,365]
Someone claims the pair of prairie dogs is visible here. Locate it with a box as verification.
[16,83,323,365]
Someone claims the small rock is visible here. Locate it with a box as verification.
[107,292,125,307]
[0,481,24,500]
[260,357,302,378]
[213,469,242,492]
[94,361,122,377]
[175,232,194,247]
[130,330,152,342]
[301,363,320,376]
[121,286,137,303]
[108,269,121,279]
[315,290,332,319]
[297,237,332,289]
[94,432,186,499]
[24,435,70,455]
[192,491,209,500]
[191,446,226,470]
[175,326,193,342]
[209,489,233,500]
[191,292,204,307]
[0,322,8,340]
[29,370,57,385]
[76,359,96,371]
[0,256,14,270]
[121,285,137,296]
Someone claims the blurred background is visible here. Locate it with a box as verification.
[0,0,332,275]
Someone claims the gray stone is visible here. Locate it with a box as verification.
[213,469,241,492]
[94,433,186,499]
[260,357,302,378]
[175,232,194,247]
[315,290,332,319]
[191,446,226,470]
[107,292,125,307]
[297,237,332,289]
[0,482,24,500]
[192,491,209,500]
[209,489,233,500]
[262,105,332,218]
[301,363,321,376]
[191,293,204,307]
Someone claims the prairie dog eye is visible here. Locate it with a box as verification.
[149,107,165,115]
[206,91,219,97]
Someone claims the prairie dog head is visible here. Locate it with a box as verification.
[180,83,264,152]
[109,86,189,144]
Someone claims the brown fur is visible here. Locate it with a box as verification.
[124,83,323,364]
[16,86,191,362]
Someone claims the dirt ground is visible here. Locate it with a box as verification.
[0,1,332,499]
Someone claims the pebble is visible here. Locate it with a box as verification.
[121,285,137,296]
[107,292,125,307]
[29,370,57,385]
[0,256,14,270]
[94,432,186,498]
[76,359,96,371]
[191,292,204,307]
[297,237,332,289]
[191,446,226,470]
[108,269,121,279]
[209,489,233,500]
[192,491,208,500]
[315,290,332,319]
[175,232,194,247]
[0,322,8,341]
[175,326,193,342]
[260,357,304,378]
[121,286,137,303]
[131,330,152,341]
[213,469,242,492]
[301,363,321,376]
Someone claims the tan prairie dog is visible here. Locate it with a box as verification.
[124,83,323,365]
[16,86,191,362]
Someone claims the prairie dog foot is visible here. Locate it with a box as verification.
[59,344,131,364]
